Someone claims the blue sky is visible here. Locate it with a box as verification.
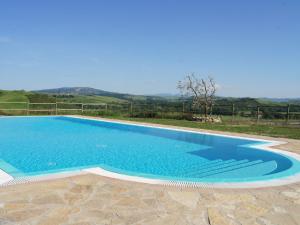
[0,0,299,97]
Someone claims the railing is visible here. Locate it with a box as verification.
[0,102,109,115]
[0,101,300,126]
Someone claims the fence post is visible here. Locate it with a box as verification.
[286,104,290,123]
[130,102,133,116]
[55,103,58,115]
[232,103,235,123]
[81,103,84,115]
[105,104,108,113]
[27,102,29,116]
[256,106,260,123]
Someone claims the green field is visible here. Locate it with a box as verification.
[0,90,29,102]
[0,90,127,104]
[100,116,300,140]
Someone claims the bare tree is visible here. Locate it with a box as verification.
[177,74,217,118]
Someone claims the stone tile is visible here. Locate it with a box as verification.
[36,207,80,225]
[207,208,236,225]
[32,193,64,204]
[167,190,201,209]
[281,191,300,199]
[1,209,45,223]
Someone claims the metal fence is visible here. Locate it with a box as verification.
[1,101,300,126]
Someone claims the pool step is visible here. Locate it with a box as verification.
[183,159,248,176]
[185,159,264,178]
[182,159,234,172]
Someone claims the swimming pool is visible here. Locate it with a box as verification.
[1,116,300,186]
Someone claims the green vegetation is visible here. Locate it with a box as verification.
[0,91,29,111]
[36,87,154,102]
[100,116,300,140]
[0,90,29,102]
[55,95,127,104]
[0,89,129,104]
[26,93,56,103]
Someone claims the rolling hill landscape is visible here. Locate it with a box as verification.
[1,87,299,106]
[35,87,168,102]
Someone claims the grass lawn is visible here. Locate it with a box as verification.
[101,116,300,140]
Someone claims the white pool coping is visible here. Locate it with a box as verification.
[1,115,300,189]
[0,169,13,185]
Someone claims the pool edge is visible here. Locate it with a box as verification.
[2,165,300,189]
[0,169,13,185]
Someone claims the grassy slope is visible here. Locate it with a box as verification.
[101,116,300,140]
[0,90,127,104]
[0,90,29,102]
[0,91,29,110]
[56,95,128,104]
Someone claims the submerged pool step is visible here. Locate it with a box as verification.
[185,159,264,178]
[183,159,247,176]
[179,159,230,172]
[179,159,236,176]
[194,159,265,178]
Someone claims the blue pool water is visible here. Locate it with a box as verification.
[0,116,300,183]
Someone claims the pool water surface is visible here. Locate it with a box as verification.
[0,116,300,183]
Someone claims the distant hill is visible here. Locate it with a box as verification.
[0,89,127,105]
[152,93,180,97]
[259,98,300,105]
[1,88,299,106]
[35,87,168,102]
[36,87,131,99]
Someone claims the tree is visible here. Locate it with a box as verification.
[177,74,217,118]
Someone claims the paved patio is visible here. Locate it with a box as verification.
[0,119,300,225]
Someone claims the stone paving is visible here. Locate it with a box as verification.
[0,174,300,225]
[0,119,300,225]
